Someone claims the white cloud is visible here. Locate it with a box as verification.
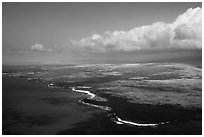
[30,43,52,52]
[71,7,202,52]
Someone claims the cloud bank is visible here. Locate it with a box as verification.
[30,43,52,52]
[71,7,202,52]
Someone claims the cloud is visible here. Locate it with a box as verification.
[71,7,201,52]
[30,43,52,52]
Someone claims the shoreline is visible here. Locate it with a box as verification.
[3,75,201,134]
[58,91,201,135]
[71,86,171,127]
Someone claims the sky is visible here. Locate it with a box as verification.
[2,2,202,65]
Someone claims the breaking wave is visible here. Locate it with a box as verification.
[71,86,170,127]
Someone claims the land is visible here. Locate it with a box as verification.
[2,63,202,134]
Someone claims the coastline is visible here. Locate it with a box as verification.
[2,63,202,135]
[58,91,201,135]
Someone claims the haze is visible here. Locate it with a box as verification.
[2,2,202,65]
